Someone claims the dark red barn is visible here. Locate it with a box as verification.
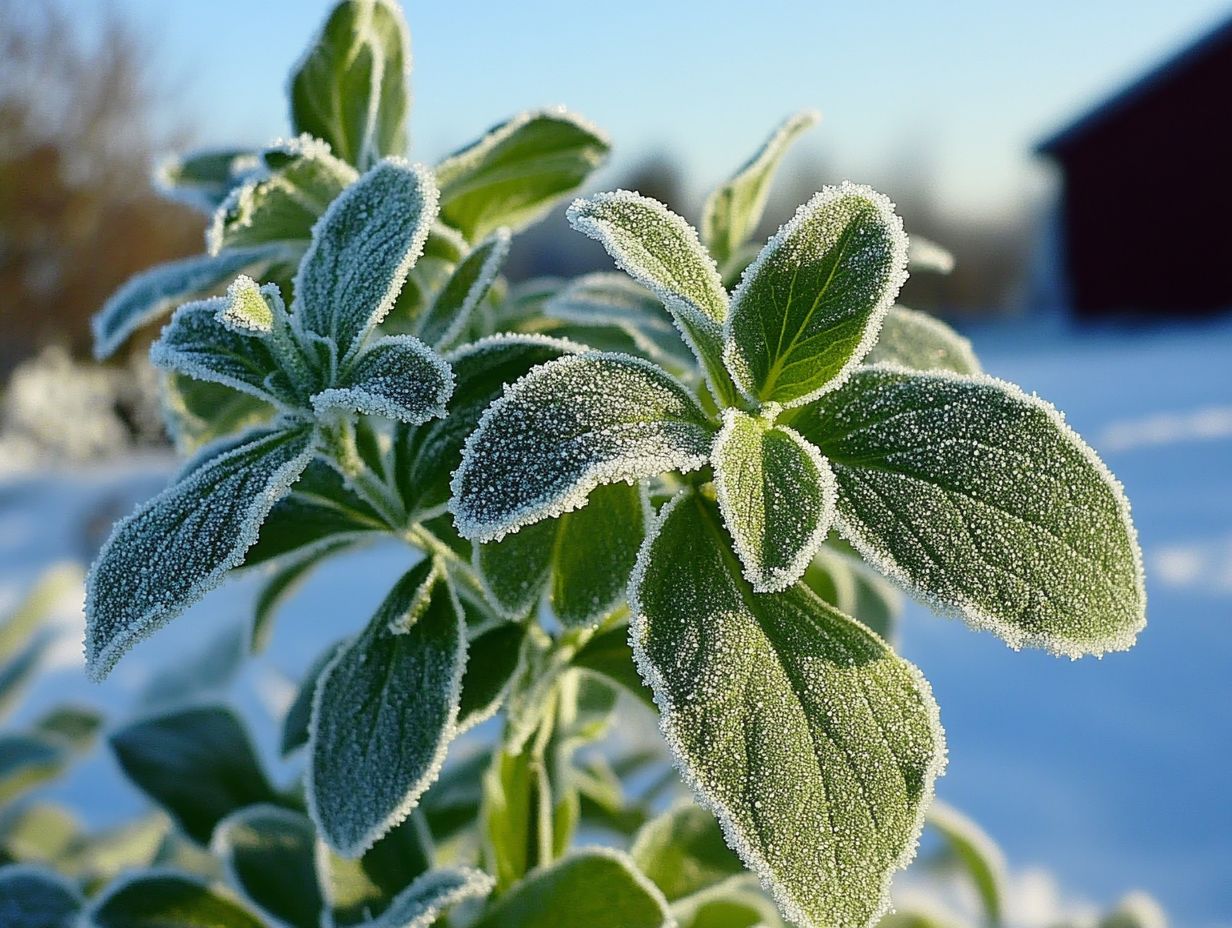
[1035,16,1232,318]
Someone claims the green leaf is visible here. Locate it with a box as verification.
[396,334,582,520]
[631,802,745,902]
[150,298,288,405]
[451,352,714,542]
[926,802,1004,926]
[208,137,358,255]
[723,183,908,407]
[436,108,610,241]
[109,704,279,845]
[413,229,511,348]
[294,159,438,360]
[1098,893,1168,928]
[672,881,784,928]
[0,566,79,722]
[711,409,836,592]
[318,812,432,926]
[313,334,453,424]
[802,547,901,643]
[57,816,167,889]
[92,246,291,359]
[457,622,527,732]
[630,490,945,928]
[571,625,653,707]
[84,426,315,680]
[34,705,103,754]
[308,560,466,855]
[702,110,820,268]
[251,545,345,653]
[161,375,275,455]
[907,235,955,274]
[0,803,80,863]
[793,366,1146,656]
[289,0,411,169]
[154,147,257,213]
[0,865,82,928]
[86,871,264,928]
[567,191,735,405]
[877,912,964,928]
[363,867,494,928]
[0,734,69,805]
[544,272,696,373]
[864,306,979,375]
[476,482,647,626]
[282,642,344,756]
[472,849,671,928]
[479,747,541,890]
[212,806,322,928]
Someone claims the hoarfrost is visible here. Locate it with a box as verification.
[313,334,454,424]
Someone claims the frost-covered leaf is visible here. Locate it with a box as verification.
[213,806,322,928]
[209,137,358,255]
[711,409,836,592]
[436,108,610,241]
[472,849,671,928]
[702,110,820,268]
[567,191,735,404]
[282,642,343,757]
[86,871,264,928]
[631,490,945,928]
[544,272,695,372]
[0,734,68,805]
[93,246,290,359]
[865,306,979,375]
[154,147,258,213]
[85,426,314,680]
[313,334,453,424]
[309,560,466,855]
[802,547,901,643]
[162,375,275,455]
[907,235,955,275]
[457,622,527,732]
[290,0,410,169]
[476,482,646,626]
[395,334,582,520]
[926,802,1004,926]
[0,865,82,928]
[252,544,345,653]
[318,812,432,926]
[671,880,784,928]
[723,183,909,407]
[414,229,511,348]
[452,352,714,542]
[631,802,745,902]
[245,460,386,567]
[150,298,287,404]
[295,159,438,359]
[363,867,494,928]
[109,704,279,845]
[793,366,1146,656]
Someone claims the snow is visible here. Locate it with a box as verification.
[1,317,1230,927]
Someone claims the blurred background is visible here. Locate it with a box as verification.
[1,1,1229,925]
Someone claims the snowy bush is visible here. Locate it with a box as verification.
[0,1,1148,926]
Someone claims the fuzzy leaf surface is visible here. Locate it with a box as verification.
[452,352,713,542]
[85,427,314,679]
[702,110,819,267]
[213,806,322,928]
[86,871,264,928]
[864,307,979,375]
[289,0,410,168]
[313,334,453,424]
[472,850,671,928]
[724,183,908,407]
[631,490,945,928]
[793,366,1145,656]
[476,482,646,626]
[109,704,278,845]
[309,560,466,855]
[711,409,836,592]
[436,109,610,241]
[294,159,438,359]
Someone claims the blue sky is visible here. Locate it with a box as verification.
[105,0,1230,218]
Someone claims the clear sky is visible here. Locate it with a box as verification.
[105,0,1231,217]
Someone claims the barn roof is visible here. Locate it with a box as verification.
[1036,14,1232,156]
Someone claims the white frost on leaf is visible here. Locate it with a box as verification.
[312,334,454,425]
[450,351,715,543]
[83,427,315,680]
[416,227,512,349]
[217,275,278,335]
[366,868,495,928]
[865,305,980,376]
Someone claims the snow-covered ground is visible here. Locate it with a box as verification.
[2,317,1229,927]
